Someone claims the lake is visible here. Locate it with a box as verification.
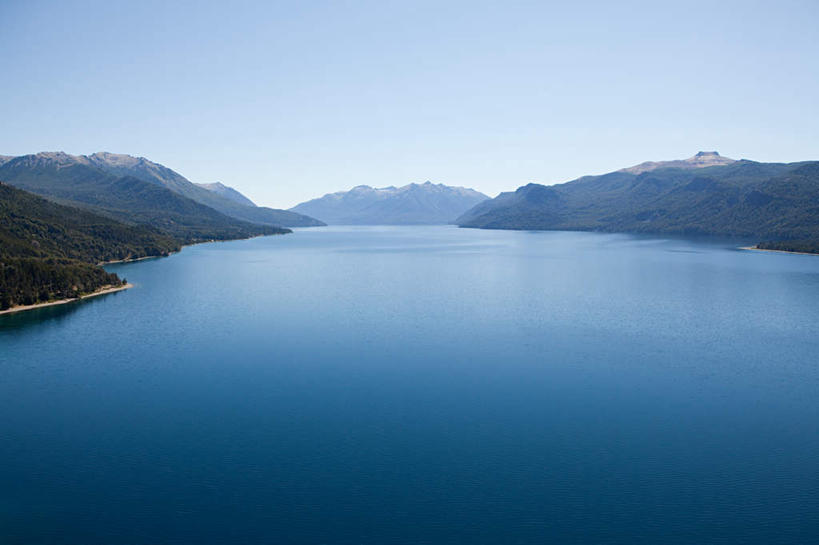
[2,226,818,544]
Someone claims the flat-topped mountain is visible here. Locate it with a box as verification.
[291,181,489,225]
[457,153,819,253]
[620,151,736,175]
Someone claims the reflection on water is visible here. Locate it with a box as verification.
[0,289,131,332]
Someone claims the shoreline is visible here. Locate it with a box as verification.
[3,231,291,317]
[99,254,170,266]
[739,246,819,256]
[0,283,134,316]
[98,231,288,266]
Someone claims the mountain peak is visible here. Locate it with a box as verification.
[87,151,146,167]
[8,151,92,168]
[620,151,736,174]
[37,151,82,161]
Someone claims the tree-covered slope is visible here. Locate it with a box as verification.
[0,182,179,263]
[457,154,819,252]
[0,153,290,243]
[0,183,181,310]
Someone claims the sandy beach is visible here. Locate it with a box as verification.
[739,246,819,256]
[0,283,134,316]
[99,254,170,266]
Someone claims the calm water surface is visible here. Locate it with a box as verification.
[2,226,818,544]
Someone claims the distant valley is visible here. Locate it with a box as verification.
[290,181,489,225]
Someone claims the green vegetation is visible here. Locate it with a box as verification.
[0,182,182,309]
[0,258,122,310]
[458,160,819,253]
[756,240,819,254]
[0,182,179,262]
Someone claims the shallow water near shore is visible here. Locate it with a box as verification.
[2,225,819,544]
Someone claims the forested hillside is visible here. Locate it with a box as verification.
[0,183,178,309]
[458,156,819,253]
[0,153,291,243]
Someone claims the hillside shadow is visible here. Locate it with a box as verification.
[0,290,127,332]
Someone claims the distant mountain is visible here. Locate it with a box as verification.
[290,181,489,225]
[0,155,12,166]
[0,182,180,310]
[84,152,323,227]
[457,153,819,253]
[196,182,256,207]
[0,152,289,243]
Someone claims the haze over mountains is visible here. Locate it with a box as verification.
[290,182,489,225]
[0,152,291,243]
[78,152,323,227]
[457,152,819,253]
[196,182,257,207]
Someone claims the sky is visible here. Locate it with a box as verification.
[1,1,817,208]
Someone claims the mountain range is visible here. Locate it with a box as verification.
[6,151,322,228]
[0,152,292,243]
[3,148,818,311]
[457,152,819,252]
[290,181,489,225]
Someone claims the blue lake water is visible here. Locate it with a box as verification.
[2,225,819,544]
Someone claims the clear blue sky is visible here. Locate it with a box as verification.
[1,1,817,208]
